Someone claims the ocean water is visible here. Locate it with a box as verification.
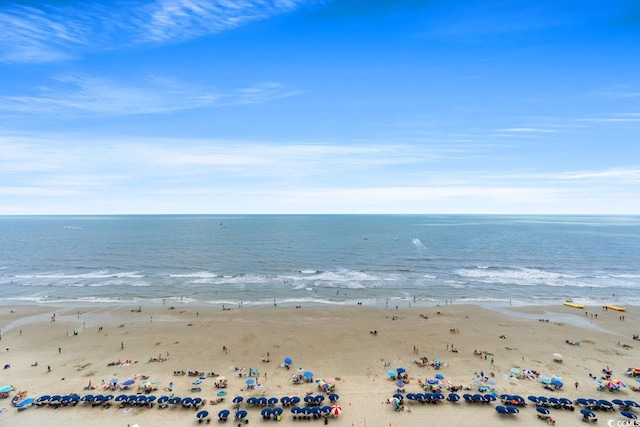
[1,215,639,308]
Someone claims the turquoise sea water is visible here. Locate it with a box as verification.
[1,215,639,307]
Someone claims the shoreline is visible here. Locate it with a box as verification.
[0,303,638,426]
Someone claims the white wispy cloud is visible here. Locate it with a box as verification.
[0,75,299,117]
[497,127,557,133]
[0,1,313,63]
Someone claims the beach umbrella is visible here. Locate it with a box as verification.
[325,378,336,385]
[536,406,550,415]
[290,396,300,404]
[233,396,243,404]
[218,409,230,420]
[396,367,406,374]
[328,393,339,402]
[280,396,290,405]
[284,357,292,366]
[37,395,51,403]
[303,371,313,379]
[435,374,445,380]
[625,400,640,408]
[506,406,519,414]
[235,409,248,419]
[483,394,495,402]
[386,370,395,378]
[137,395,147,403]
[261,408,272,418]
[581,409,596,417]
[115,394,128,402]
[158,396,169,404]
[396,380,405,388]
[527,396,538,404]
[551,378,563,388]
[123,379,135,386]
[257,397,268,406]
[272,407,283,416]
[81,395,94,402]
[510,368,520,375]
[192,378,202,385]
[0,385,14,393]
[246,378,255,385]
[217,391,227,397]
[304,395,314,404]
[622,411,638,420]
[330,405,342,417]
[169,396,181,405]
[192,397,203,406]
[197,410,209,419]
[448,393,460,402]
[268,397,278,405]
[291,406,301,414]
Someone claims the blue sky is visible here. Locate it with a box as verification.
[1,0,639,214]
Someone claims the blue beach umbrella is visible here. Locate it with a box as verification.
[396,380,405,388]
[217,391,227,397]
[272,407,283,415]
[387,370,395,378]
[261,408,272,417]
[197,410,209,419]
[169,396,181,405]
[280,396,290,405]
[257,397,267,406]
[435,374,445,380]
[115,394,128,402]
[233,396,244,404]
[291,406,301,414]
[536,406,550,415]
[146,396,156,403]
[192,397,203,406]
[0,385,14,393]
[290,396,300,404]
[625,400,640,408]
[328,393,339,402]
[158,396,169,404]
[81,395,94,402]
[235,409,248,419]
[37,395,51,403]
[267,397,278,405]
[621,411,638,420]
[218,409,230,419]
[246,378,255,385]
[551,378,563,388]
[448,393,460,402]
[303,371,313,379]
[396,367,406,374]
[122,379,135,386]
[284,357,292,366]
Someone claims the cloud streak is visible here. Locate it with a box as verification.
[0,1,312,63]
[0,75,300,117]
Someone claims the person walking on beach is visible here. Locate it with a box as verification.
[121,341,124,350]
[575,381,579,389]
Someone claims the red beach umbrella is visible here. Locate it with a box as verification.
[330,405,342,417]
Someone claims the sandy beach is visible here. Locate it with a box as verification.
[0,303,638,427]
